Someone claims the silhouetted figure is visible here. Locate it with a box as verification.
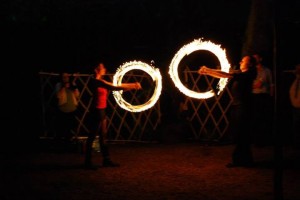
[289,64,300,148]
[198,55,257,167]
[55,73,80,142]
[252,54,274,147]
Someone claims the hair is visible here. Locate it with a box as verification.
[60,72,69,80]
[94,63,104,74]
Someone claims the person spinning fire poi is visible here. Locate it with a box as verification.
[198,55,257,167]
[84,63,142,169]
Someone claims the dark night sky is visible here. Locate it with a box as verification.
[2,0,300,141]
[4,0,300,71]
[4,0,253,72]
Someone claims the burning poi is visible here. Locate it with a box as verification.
[113,60,162,112]
[168,38,231,99]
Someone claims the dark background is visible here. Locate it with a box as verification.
[2,0,300,149]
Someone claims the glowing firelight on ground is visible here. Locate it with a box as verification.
[168,38,231,99]
[113,61,162,112]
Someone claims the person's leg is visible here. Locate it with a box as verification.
[84,133,96,167]
[229,142,253,167]
[64,111,76,141]
[292,108,300,147]
[259,95,273,146]
[227,105,242,167]
[98,110,119,167]
[84,109,98,169]
[55,110,65,140]
[227,105,253,167]
[99,118,110,162]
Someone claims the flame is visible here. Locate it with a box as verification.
[168,38,231,99]
[113,61,162,112]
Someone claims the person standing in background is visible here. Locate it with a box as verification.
[252,54,274,147]
[289,64,300,148]
[55,73,80,143]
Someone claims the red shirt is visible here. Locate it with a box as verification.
[96,87,108,109]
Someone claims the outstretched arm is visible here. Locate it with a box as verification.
[198,66,233,78]
[96,78,142,91]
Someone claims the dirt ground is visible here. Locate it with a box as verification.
[1,141,300,200]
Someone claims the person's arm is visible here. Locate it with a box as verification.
[70,75,80,98]
[55,82,68,105]
[198,66,233,78]
[95,78,142,91]
[73,87,80,98]
[289,79,300,108]
[71,73,79,85]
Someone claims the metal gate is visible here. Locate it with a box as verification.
[39,67,233,142]
[39,71,161,142]
[181,66,233,141]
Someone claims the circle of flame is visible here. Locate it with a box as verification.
[168,38,231,99]
[113,61,162,112]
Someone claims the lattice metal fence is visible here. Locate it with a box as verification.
[39,67,233,142]
[181,66,233,141]
[39,71,161,142]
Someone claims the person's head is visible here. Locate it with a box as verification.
[61,73,70,84]
[252,54,262,64]
[94,63,107,78]
[239,55,257,72]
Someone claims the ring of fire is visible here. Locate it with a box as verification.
[113,61,162,112]
[168,38,231,99]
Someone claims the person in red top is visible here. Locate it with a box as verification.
[84,63,142,169]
